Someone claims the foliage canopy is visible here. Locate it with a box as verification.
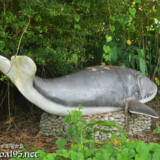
[0,0,159,77]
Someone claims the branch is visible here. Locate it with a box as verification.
[6,16,31,74]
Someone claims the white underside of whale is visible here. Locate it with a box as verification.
[16,81,123,116]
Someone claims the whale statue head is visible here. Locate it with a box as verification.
[138,74,157,103]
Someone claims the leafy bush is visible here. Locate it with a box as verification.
[9,107,160,160]
[0,0,159,77]
[102,0,160,78]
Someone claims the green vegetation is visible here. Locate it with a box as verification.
[153,122,160,135]
[10,107,160,160]
[0,0,159,76]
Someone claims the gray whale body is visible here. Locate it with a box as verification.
[33,66,141,107]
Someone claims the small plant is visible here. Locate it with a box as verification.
[153,122,160,135]
[55,105,123,159]
[0,75,8,81]
[64,105,122,143]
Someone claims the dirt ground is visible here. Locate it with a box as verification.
[0,94,160,157]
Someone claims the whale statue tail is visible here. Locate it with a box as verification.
[0,55,37,85]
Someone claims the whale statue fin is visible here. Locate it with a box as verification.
[128,100,159,118]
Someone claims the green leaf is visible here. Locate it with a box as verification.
[84,2,91,8]
[0,75,8,81]
[136,141,150,157]
[0,41,5,51]
[120,134,127,142]
[74,14,80,22]
[103,45,110,53]
[71,54,78,64]
[109,47,118,62]
[149,142,160,151]
[74,24,81,30]
[71,110,82,117]
[153,122,160,134]
[67,125,73,138]
[77,152,84,159]
[96,120,117,126]
[129,8,136,17]
[153,151,160,160]
[146,55,150,59]
[137,49,144,58]
[88,141,97,149]
[95,152,104,160]
[95,120,122,130]
[134,0,141,3]
[129,24,135,32]
[55,138,67,149]
[109,25,115,32]
[105,35,112,42]
[129,54,132,62]
[93,128,112,134]
[56,149,69,158]
[139,57,146,76]
[158,90,160,95]
[36,150,47,158]
[87,121,96,128]
[103,53,109,62]
[110,16,115,22]
[78,105,84,110]
[46,154,55,160]
[71,116,79,123]
[69,150,77,159]
[118,148,130,160]
[80,118,86,124]
[111,134,116,140]
[128,149,136,159]
[64,115,71,123]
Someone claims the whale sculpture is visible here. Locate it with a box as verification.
[0,55,158,121]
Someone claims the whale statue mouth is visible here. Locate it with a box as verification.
[137,74,157,104]
[139,91,157,103]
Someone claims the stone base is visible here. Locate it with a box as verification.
[39,111,151,141]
